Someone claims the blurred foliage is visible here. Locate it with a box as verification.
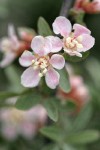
[0,0,62,36]
[85,14,100,59]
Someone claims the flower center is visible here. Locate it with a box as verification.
[64,36,83,51]
[32,56,49,77]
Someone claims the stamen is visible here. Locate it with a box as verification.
[33,66,38,69]
[42,68,47,74]
[38,73,43,77]
[34,61,39,65]
[76,36,83,42]
[32,60,35,63]
[64,35,83,51]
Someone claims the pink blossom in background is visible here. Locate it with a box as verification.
[0,25,35,68]
[19,35,65,89]
[73,0,100,14]
[0,105,47,140]
[18,27,36,43]
[52,16,95,57]
[57,64,90,110]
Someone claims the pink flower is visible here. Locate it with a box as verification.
[18,27,36,43]
[0,105,47,140]
[73,0,100,13]
[19,35,65,89]
[0,25,35,68]
[0,25,20,67]
[57,64,90,111]
[52,16,95,57]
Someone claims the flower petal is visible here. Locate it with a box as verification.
[31,36,51,56]
[52,16,72,37]
[46,36,63,53]
[64,48,82,57]
[0,52,16,68]
[19,50,34,67]
[50,54,65,70]
[45,68,60,89]
[73,24,91,37]
[81,34,95,52]
[8,25,20,50]
[21,67,40,87]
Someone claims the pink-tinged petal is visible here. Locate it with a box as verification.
[2,125,17,140]
[31,36,51,56]
[21,67,40,87]
[81,34,95,51]
[8,25,20,50]
[19,50,34,67]
[52,16,72,37]
[45,68,60,89]
[64,48,82,57]
[50,54,65,70]
[46,36,63,53]
[73,24,91,37]
[74,51,82,57]
[0,52,16,68]
[8,24,16,37]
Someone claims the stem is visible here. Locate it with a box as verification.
[60,0,74,17]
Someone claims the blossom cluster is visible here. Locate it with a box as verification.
[0,99,47,140]
[0,25,36,67]
[57,64,90,110]
[19,16,95,89]
[73,0,100,14]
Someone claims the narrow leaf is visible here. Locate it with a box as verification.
[66,130,99,144]
[72,104,92,131]
[58,68,71,93]
[40,126,63,142]
[62,144,76,150]
[43,98,59,122]
[0,91,18,101]
[15,92,42,110]
[38,17,53,36]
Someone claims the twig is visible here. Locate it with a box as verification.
[60,0,74,17]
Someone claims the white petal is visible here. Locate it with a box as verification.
[46,36,63,53]
[64,48,82,57]
[73,24,91,37]
[52,16,72,37]
[31,36,51,56]
[19,50,34,67]
[45,68,60,89]
[21,67,40,87]
[81,34,95,52]
[8,24,20,50]
[0,52,16,68]
[50,54,65,70]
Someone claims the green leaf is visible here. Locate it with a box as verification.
[42,144,59,150]
[62,144,76,150]
[64,51,90,63]
[43,98,59,122]
[15,92,42,110]
[38,17,53,36]
[40,126,63,142]
[72,104,92,131]
[65,130,99,144]
[0,91,18,101]
[4,65,24,92]
[58,68,71,93]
